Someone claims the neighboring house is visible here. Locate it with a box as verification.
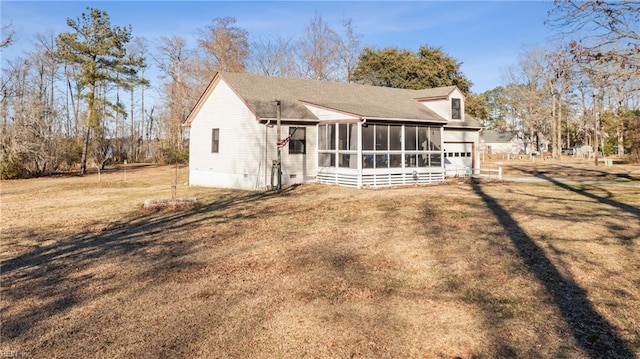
[480,130,524,158]
[521,131,550,155]
[183,72,482,189]
[575,145,593,158]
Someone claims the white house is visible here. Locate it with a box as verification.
[183,72,482,189]
[480,130,524,158]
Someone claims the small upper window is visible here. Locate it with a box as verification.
[211,128,219,153]
[289,127,306,154]
[451,98,461,120]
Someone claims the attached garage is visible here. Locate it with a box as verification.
[444,142,474,176]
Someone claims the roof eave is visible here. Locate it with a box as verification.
[183,73,222,127]
[259,118,319,124]
[299,100,362,119]
[364,116,448,124]
[415,96,448,102]
[445,124,483,130]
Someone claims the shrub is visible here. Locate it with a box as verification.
[159,146,189,165]
[1,153,29,179]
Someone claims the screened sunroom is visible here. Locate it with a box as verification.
[316,121,445,188]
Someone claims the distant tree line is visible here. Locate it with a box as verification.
[473,0,640,160]
[1,2,639,179]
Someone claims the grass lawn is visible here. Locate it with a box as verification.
[1,162,639,358]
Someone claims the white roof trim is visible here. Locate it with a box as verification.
[363,116,448,124]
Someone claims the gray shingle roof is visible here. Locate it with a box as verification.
[411,86,458,99]
[187,72,481,129]
[445,114,483,129]
[219,71,445,122]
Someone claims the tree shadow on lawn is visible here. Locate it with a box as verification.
[510,163,640,183]
[496,184,639,244]
[1,187,295,344]
[530,172,640,222]
[470,179,636,358]
[506,164,639,243]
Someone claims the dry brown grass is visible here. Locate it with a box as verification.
[1,162,639,358]
[488,156,640,182]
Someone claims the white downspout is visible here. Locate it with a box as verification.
[264,118,272,190]
[358,119,366,188]
[440,126,445,178]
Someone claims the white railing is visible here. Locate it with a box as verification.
[472,166,503,180]
[316,168,446,188]
[444,164,470,177]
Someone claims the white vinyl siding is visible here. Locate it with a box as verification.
[419,88,465,121]
[482,141,522,155]
[189,79,266,189]
[276,125,317,185]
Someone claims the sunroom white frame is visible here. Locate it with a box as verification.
[316,120,446,188]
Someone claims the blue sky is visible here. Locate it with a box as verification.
[1,1,557,93]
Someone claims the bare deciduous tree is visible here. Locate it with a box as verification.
[249,15,360,83]
[542,48,575,156]
[338,17,361,83]
[198,17,248,76]
[1,22,15,48]
[0,45,69,178]
[248,35,298,78]
[298,13,342,81]
[126,37,150,162]
[504,47,550,154]
[154,35,199,163]
[549,0,640,69]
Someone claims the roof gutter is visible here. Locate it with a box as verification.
[444,123,484,130]
[414,96,449,101]
[363,116,448,124]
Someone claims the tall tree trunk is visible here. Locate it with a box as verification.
[617,122,624,158]
[557,94,562,154]
[115,84,120,162]
[139,69,145,161]
[147,106,154,159]
[130,86,134,162]
[66,79,72,137]
[80,126,90,175]
[551,95,557,157]
[566,104,570,148]
[80,84,96,175]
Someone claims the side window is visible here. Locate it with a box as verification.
[289,127,306,154]
[451,98,461,120]
[211,128,219,153]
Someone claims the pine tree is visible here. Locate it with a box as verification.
[56,7,146,174]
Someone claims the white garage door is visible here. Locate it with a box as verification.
[443,142,473,176]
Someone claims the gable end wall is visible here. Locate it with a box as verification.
[420,88,465,121]
[189,79,266,189]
